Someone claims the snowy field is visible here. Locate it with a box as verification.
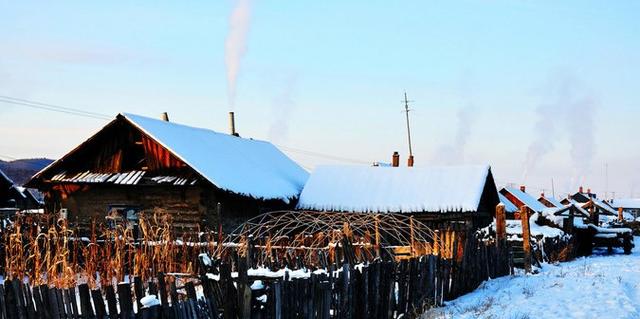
[422,237,640,319]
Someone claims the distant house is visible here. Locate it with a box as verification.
[538,193,565,209]
[499,186,548,215]
[296,164,500,230]
[565,186,596,204]
[609,199,640,219]
[560,187,617,217]
[0,169,41,210]
[26,113,309,232]
[498,193,518,214]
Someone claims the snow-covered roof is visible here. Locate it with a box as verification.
[502,187,548,213]
[499,193,518,213]
[591,198,617,215]
[120,113,308,200]
[610,198,640,210]
[297,164,495,213]
[539,195,565,208]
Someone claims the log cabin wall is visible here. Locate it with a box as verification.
[46,183,296,234]
[50,184,204,231]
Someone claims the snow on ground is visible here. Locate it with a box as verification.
[423,237,640,319]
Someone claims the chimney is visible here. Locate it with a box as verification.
[520,185,526,193]
[392,152,400,167]
[579,186,584,193]
[407,155,414,167]
[587,188,591,194]
[229,112,239,137]
[540,192,545,198]
[160,112,169,122]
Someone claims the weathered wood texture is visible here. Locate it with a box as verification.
[0,233,510,318]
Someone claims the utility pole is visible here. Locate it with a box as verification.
[605,163,609,200]
[403,91,414,167]
[551,178,555,198]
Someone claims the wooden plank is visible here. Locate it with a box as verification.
[104,285,118,319]
[0,284,7,319]
[91,288,107,319]
[133,277,144,319]
[11,279,26,319]
[78,284,95,319]
[520,207,532,273]
[38,285,51,318]
[117,283,133,319]
[156,274,173,319]
[23,282,36,319]
[67,287,79,319]
[46,288,60,319]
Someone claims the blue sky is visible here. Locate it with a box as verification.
[0,1,638,198]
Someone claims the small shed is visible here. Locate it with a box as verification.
[609,199,640,219]
[0,169,41,210]
[26,113,309,231]
[296,164,499,230]
[499,186,548,214]
[538,193,565,209]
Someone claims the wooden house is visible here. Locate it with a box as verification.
[608,199,640,219]
[296,164,500,230]
[499,186,549,217]
[538,193,565,209]
[26,113,309,232]
[0,168,41,211]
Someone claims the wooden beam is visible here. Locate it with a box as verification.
[495,204,506,247]
[520,206,532,273]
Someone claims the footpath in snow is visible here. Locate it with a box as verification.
[423,237,640,319]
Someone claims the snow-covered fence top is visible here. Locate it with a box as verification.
[297,164,495,213]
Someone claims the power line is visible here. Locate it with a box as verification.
[0,95,110,120]
[2,95,371,165]
[276,145,370,165]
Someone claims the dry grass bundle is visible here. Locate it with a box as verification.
[1,211,207,289]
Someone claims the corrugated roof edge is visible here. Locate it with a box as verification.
[25,116,120,187]
[26,113,306,201]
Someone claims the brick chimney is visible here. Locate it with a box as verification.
[392,152,400,167]
[579,186,584,193]
[520,185,526,193]
[540,192,545,197]
[407,155,414,167]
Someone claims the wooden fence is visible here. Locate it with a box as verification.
[0,232,510,319]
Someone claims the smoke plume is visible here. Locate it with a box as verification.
[268,76,297,144]
[432,106,474,165]
[225,0,252,109]
[523,72,598,187]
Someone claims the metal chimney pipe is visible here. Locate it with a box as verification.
[407,155,414,167]
[160,112,169,122]
[392,152,400,167]
[229,112,238,136]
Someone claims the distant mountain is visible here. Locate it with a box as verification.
[0,158,54,186]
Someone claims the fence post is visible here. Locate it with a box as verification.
[520,207,532,273]
[589,199,599,225]
[496,204,506,247]
[618,207,624,222]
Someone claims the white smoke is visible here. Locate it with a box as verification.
[224,0,252,109]
[268,76,297,144]
[567,94,597,186]
[432,106,474,165]
[523,72,598,188]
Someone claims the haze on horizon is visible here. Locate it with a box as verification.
[0,1,638,199]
